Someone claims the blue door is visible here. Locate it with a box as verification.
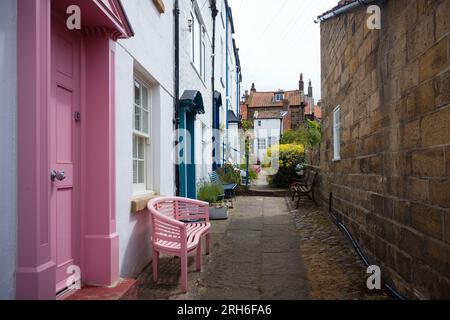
[179,108,197,199]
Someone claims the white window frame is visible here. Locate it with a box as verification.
[220,0,225,27]
[201,123,208,179]
[258,138,266,150]
[274,93,284,102]
[333,105,341,161]
[201,26,206,82]
[190,11,196,63]
[220,38,224,84]
[133,77,152,194]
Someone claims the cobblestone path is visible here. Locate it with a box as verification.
[287,197,389,300]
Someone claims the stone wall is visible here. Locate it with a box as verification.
[320,0,450,299]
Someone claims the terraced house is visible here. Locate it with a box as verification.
[317,0,450,299]
[0,0,242,300]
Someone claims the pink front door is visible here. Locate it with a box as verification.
[50,18,81,294]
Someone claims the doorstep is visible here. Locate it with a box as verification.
[62,279,136,300]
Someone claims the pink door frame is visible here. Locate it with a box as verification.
[16,0,133,300]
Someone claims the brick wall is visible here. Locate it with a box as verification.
[320,0,450,299]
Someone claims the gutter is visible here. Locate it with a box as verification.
[315,0,377,23]
[174,0,180,196]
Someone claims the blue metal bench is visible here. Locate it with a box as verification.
[209,171,237,199]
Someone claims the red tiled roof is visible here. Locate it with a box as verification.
[303,99,322,119]
[248,90,301,108]
[254,110,286,120]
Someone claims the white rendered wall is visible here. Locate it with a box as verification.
[253,119,282,163]
[228,123,240,164]
[0,0,17,300]
[115,0,175,278]
[179,0,214,188]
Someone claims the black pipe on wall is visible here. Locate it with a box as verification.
[328,193,404,300]
[210,0,218,171]
[174,0,180,196]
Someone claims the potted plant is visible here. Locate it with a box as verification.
[197,181,228,220]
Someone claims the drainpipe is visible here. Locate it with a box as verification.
[174,0,180,196]
[328,193,404,300]
[223,3,229,166]
[315,0,377,23]
[236,66,239,116]
[211,0,218,171]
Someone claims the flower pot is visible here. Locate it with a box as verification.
[209,206,228,220]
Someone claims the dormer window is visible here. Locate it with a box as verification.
[274,93,284,102]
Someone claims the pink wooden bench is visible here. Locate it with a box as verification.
[147,197,211,292]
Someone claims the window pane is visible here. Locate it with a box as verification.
[143,110,149,134]
[202,42,206,80]
[133,160,137,184]
[195,14,201,71]
[134,81,141,106]
[138,137,145,159]
[138,161,145,184]
[191,13,195,61]
[133,136,137,158]
[134,106,141,131]
[142,86,149,110]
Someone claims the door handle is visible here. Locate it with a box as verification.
[50,170,66,182]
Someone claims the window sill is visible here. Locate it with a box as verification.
[131,192,159,213]
[190,62,207,88]
[332,157,341,162]
[152,0,165,13]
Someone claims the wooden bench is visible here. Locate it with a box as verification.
[147,197,211,293]
[289,169,311,201]
[292,170,318,209]
[209,171,237,199]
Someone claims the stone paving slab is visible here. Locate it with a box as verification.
[260,274,309,300]
[262,236,299,253]
[192,197,310,300]
[261,252,306,276]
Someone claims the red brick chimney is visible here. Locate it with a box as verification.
[282,99,291,132]
[299,73,304,92]
[240,101,248,120]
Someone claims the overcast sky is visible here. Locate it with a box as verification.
[228,0,338,101]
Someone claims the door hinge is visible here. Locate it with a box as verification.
[74,111,81,122]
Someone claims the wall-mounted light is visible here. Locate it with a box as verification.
[187,18,193,32]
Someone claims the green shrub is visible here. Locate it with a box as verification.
[197,181,224,204]
[267,144,306,188]
[280,119,321,149]
[216,163,241,184]
[239,164,258,182]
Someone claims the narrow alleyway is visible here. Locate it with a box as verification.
[123,196,389,300]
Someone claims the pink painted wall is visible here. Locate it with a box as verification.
[82,34,119,286]
[16,0,133,299]
[16,0,55,300]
